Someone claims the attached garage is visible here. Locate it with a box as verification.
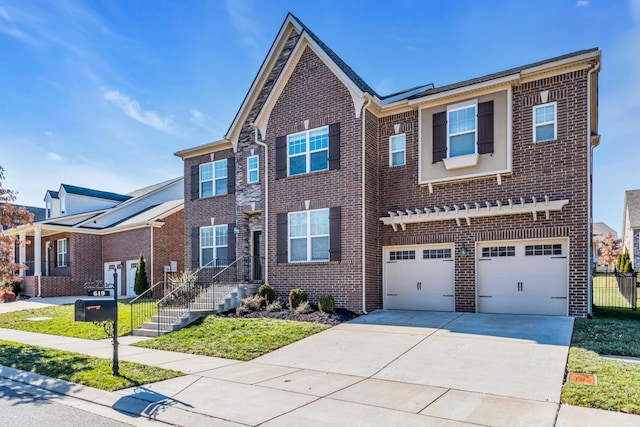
[476,239,568,316]
[384,244,455,311]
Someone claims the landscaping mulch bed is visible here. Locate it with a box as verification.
[219,306,359,326]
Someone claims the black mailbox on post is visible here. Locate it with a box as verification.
[74,299,117,322]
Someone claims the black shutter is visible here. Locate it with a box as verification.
[477,101,494,154]
[329,206,341,262]
[227,223,236,262]
[190,165,199,200]
[227,157,236,194]
[328,122,341,170]
[432,111,447,163]
[191,227,200,268]
[275,136,287,179]
[276,213,288,263]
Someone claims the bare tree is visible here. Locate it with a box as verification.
[598,231,620,270]
[0,166,34,283]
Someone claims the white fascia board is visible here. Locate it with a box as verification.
[522,51,601,76]
[408,74,520,106]
[174,139,232,159]
[253,33,366,140]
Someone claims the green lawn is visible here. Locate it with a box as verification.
[0,303,135,339]
[0,340,182,391]
[133,316,330,361]
[562,307,640,414]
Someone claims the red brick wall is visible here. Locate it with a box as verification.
[377,70,590,316]
[103,228,150,295]
[153,210,185,285]
[265,47,364,311]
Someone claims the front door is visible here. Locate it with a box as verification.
[252,230,263,281]
[126,260,138,296]
[104,262,123,296]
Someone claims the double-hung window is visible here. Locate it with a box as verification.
[288,126,329,176]
[448,101,477,157]
[200,225,228,267]
[533,102,556,142]
[200,160,227,197]
[247,155,259,184]
[389,134,406,166]
[289,209,329,262]
[57,238,68,267]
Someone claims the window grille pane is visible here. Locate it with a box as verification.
[214,160,226,178]
[215,178,227,195]
[391,151,405,166]
[310,210,329,235]
[201,181,213,197]
[289,213,307,237]
[290,238,307,261]
[200,163,212,181]
[249,170,258,183]
[311,236,329,261]
[450,133,476,157]
[288,134,306,155]
[310,151,328,171]
[309,128,328,151]
[536,124,555,141]
[289,155,306,175]
[202,248,214,266]
[449,106,476,134]
[215,226,227,246]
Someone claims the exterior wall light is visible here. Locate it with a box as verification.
[460,243,468,257]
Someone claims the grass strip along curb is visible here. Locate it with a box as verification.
[0,340,182,391]
[133,316,330,361]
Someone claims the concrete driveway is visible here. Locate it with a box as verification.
[251,310,574,426]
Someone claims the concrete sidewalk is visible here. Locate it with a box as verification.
[0,303,639,425]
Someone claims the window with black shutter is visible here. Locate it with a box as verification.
[227,223,236,262]
[432,111,447,163]
[275,136,287,179]
[190,165,199,200]
[227,157,236,194]
[191,227,200,268]
[477,101,494,154]
[329,206,341,262]
[276,213,287,263]
[328,122,341,170]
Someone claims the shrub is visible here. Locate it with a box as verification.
[134,253,150,295]
[240,295,265,311]
[617,251,634,274]
[0,288,16,303]
[258,284,275,304]
[295,301,314,314]
[235,305,250,316]
[288,288,307,309]
[266,300,283,312]
[318,294,335,313]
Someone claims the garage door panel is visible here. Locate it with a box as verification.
[385,245,454,312]
[477,239,568,316]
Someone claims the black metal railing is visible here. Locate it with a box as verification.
[155,257,249,334]
[593,271,639,311]
[195,256,264,283]
[22,261,72,277]
[128,280,166,332]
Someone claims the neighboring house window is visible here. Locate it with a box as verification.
[200,160,227,197]
[60,195,66,214]
[389,134,406,166]
[432,100,493,163]
[448,101,477,157]
[247,155,259,184]
[45,200,51,219]
[57,238,68,267]
[533,102,557,142]
[288,126,329,176]
[200,225,228,267]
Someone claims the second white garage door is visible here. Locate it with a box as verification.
[384,244,455,311]
[477,239,568,316]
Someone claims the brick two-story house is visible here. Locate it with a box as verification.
[176,14,601,317]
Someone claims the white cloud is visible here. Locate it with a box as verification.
[189,108,216,133]
[0,7,10,21]
[102,89,175,133]
[576,0,590,6]
[224,0,262,59]
[47,152,62,161]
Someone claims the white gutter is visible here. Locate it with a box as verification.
[586,59,601,318]
[254,127,269,283]
[361,99,371,314]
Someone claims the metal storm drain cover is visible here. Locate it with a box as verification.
[26,317,52,321]
[567,372,597,385]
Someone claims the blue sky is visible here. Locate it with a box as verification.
[0,0,637,234]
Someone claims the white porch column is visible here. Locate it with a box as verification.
[18,231,26,277]
[34,226,42,277]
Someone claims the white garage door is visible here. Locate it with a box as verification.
[477,239,568,316]
[384,244,455,311]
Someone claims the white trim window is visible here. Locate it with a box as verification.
[289,208,329,262]
[45,199,51,219]
[533,102,557,142]
[200,225,228,267]
[200,160,227,197]
[57,238,68,267]
[389,134,406,166]
[288,126,329,176]
[447,101,477,157]
[247,155,259,184]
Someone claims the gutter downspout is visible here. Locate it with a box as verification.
[361,98,372,314]
[254,127,269,283]
[586,59,601,318]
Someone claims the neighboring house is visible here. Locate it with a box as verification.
[175,14,601,317]
[622,189,640,271]
[5,178,184,297]
[592,221,619,272]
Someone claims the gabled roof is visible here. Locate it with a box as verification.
[60,184,131,202]
[625,189,640,229]
[45,190,59,200]
[126,176,183,198]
